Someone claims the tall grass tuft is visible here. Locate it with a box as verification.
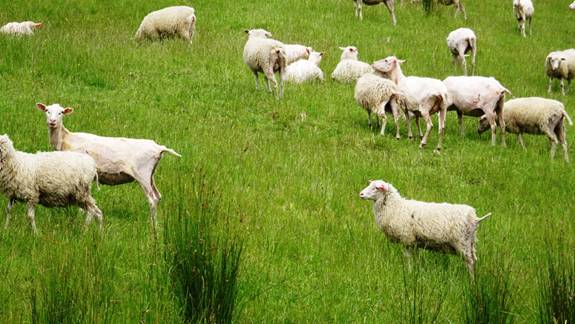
[537,240,575,324]
[464,261,514,324]
[163,171,243,324]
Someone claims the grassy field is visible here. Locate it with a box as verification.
[0,0,574,322]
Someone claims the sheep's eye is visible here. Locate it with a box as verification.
[59,112,63,115]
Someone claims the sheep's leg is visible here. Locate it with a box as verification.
[528,16,532,36]
[384,1,397,26]
[405,110,413,140]
[83,198,103,231]
[135,175,160,231]
[390,98,401,139]
[459,2,467,20]
[518,133,526,150]
[253,72,260,90]
[367,111,372,128]
[434,107,447,153]
[544,128,560,160]
[278,72,284,98]
[560,79,566,96]
[357,1,363,20]
[420,111,433,149]
[497,109,507,147]
[460,54,467,75]
[457,111,465,136]
[556,123,569,162]
[488,116,497,146]
[26,202,38,234]
[548,77,553,93]
[4,198,15,229]
[471,41,477,75]
[415,115,423,138]
[150,162,162,201]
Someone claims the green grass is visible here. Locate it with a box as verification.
[0,0,574,322]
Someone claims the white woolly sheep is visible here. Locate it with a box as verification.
[570,1,575,10]
[0,21,43,36]
[0,135,102,234]
[135,6,196,43]
[443,76,511,146]
[354,0,397,25]
[359,179,491,274]
[545,49,575,96]
[513,0,534,37]
[284,51,324,84]
[283,44,312,65]
[354,72,403,138]
[36,103,181,232]
[478,97,573,161]
[446,27,477,75]
[331,46,374,83]
[372,56,449,152]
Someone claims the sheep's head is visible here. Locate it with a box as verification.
[477,113,498,135]
[359,180,395,201]
[36,103,73,129]
[245,28,272,39]
[339,46,359,60]
[0,135,14,161]
[309,51,323,65]
[23,21,43,30]
[372,56,405,74]
[547,53,565,71]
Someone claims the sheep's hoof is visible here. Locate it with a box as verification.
[419,143,426,149]
[433,148,442,155]
[408,136,413,141]
[396,136,401,140]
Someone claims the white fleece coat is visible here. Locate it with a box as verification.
[135,6,196,42]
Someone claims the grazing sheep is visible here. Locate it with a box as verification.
[513,0,534,37]
[331,46,374,83]
[359,179,491,274]
[284,51,324,84]
[478,97,573,161]
[0,21,43,36]
[446,28,477,75]
[354,0,397,25]
[354,72,403,138]
[283,44,312,65]
[443,76,511,146]
[135,6,196,43]
[372,56,449,152]
[545,49,575,96]
[36,103,181,231]
[0,135,102,234]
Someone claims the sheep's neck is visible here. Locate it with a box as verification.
[49,125,70,151]
[390,65,406,85]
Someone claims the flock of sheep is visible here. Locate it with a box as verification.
[0,1,573,273]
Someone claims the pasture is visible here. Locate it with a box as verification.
[0,0,574,322]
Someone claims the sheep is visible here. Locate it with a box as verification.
[478,97,573,162]
[513,0,534,37]
[283,44,312,65]
[284,51,324,84]
[354,0,397,26]
[437,0,467,19]
[443,76,511,146]
[331,46,374,83]
[359,179,491,275]
[135,6,196,43]
[0,21,43,36]
[570,1,575,10]
[36,103,181,232]
[354,72,404,138]
[545,49,575,96]
[446,28,477,75]
[372,56,449,152]
[0,135,102,234]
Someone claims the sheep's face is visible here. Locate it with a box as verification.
[23,21,43,30]
[548,55,565,71]
[359,180,390,201]
[477,114,498,135]
[309,51,323,65]
[0,135,13,160]
[245,29,272,39]
[372,56,404,74]
[36,103,73,129]
[339,46,359,60]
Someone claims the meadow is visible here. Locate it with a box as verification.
[0,0,574,322]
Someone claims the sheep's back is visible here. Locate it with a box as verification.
[243,38,283,72]
[504,97,564,133]
[354,74,396,110]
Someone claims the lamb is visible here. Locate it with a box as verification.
[446,28,477,75]
[372,56,449,152]
[443,76,511,146]
[354,0,397,26]
[36,103,181,232]
[478,97,573,161]
[243,29,295,97]
[545,49,575,96]
[0,135,102,234]
[0,21,43,36]
[284,51,324,84]
[283,44,312,65]
[331,46,374,83]
[359,179,491,274]
[135,6,196,43]
[354,72,403,138]
[513,0,534,37]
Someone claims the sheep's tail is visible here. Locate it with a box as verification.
[162,147,182,158]
[563,110,573,126]
[477,212,492,223]
[94,172,101,191]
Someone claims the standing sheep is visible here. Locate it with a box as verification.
[0,135,102,234]
[36,103,181,232]
[438,0,467,19]
[284,51,324,84]
[478,97,573,161]
[0,21,43,36]
[446,28,477,75]
[359,179,491,274]
[545,49,575,96]
[135,6,196,43]
[354,0,397,26]
[331,46,374,83]
[513,0,534,37]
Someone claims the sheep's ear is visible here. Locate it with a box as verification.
[266,32,272,37]
[561,57,567,61]
[376,183,387,192]
[339,47,346,51]
[63,107,74,115]
[244,29,249,34]
[305,47,310,55]
[398,59,406,64]
[34,22,43,28]
[36,103,47,111]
